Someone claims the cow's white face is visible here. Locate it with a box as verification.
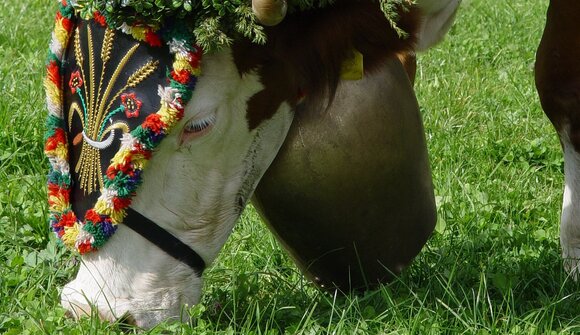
[60,48,294,328]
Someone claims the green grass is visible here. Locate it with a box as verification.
[2,0,580,333]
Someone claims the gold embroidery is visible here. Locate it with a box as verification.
[74,28,84,67]
[95,28,114,119]
[127,61,159,88]
[98,58,158,137]
[102,122,130,138]
[68,102,84,130]
[70,24,159,194]
[101,28,114,62]
[95,43,139,126]
[75,143,103,194]
[87,25,96,136]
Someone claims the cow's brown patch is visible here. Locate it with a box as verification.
[233,0,421,130]
[536,0,580,150]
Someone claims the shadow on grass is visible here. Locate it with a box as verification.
[187,231,580,334]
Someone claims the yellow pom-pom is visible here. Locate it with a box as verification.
[61,224,81,248]
[54,19,70,47]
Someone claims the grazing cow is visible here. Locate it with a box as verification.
[48,0,459,328]
[535,0,580,278]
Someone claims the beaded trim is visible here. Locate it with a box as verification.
[44,0,202,253]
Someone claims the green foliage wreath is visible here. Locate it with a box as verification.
[73,0,415,51]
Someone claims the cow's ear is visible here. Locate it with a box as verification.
[415,0,461,51]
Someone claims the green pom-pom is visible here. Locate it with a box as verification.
[45,115,64,140]
[83,222,107,248]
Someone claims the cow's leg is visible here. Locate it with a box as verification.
[560,129,580,277]
[535,0,580,278]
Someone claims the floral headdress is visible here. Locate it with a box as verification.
[45,0,413,254]
[45,0,201,253]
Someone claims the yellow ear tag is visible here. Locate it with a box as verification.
[340,49,364,80]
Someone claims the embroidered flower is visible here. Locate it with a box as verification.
[121,93,142,118]
[68,70,83,94]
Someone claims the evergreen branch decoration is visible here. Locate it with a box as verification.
[73,0,415,52]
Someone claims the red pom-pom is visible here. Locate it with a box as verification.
[48,186,69,206]
[112,197,131,211]
[45,128,67,152]
[47,61,61,87]
[47,183,61,195]
[132,143,152,160]
[78,241,93,254]
[189,48,202,68]
[93,12,107,27]
[85,209,101,223]
[106,165,118,180]
[171,70,191,84]
[60,211,77,227]
[143,114,166,134]
[145,30,162,47]
[61,17,73,32]
[118,161,133,174]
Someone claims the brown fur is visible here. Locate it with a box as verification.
[233,0,420,129]
[535,0,580,150]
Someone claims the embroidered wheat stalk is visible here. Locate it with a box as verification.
[74,28,84,65]
[127,60,159,88]
[101,29,114,63]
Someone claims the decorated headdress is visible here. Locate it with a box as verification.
[45,0,202,253]
[44,0,414,254]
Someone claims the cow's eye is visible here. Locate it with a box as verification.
[181,114,216,143]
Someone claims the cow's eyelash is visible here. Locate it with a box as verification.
[184,115,216,134]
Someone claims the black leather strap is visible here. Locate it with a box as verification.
[124,207,206,276]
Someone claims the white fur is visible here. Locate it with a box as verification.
[559,128,580,279]
[415,0,461,51]
[61,48,294,328]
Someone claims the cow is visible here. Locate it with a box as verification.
[535,0,580,279]
[46,0,460,328]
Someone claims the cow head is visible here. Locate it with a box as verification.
[59,45,295,326]
[53,0,424,328]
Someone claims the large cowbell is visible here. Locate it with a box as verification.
[252,57,436,290]
[63,20,172,219]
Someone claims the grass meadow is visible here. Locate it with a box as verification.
[2,0,580,333]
